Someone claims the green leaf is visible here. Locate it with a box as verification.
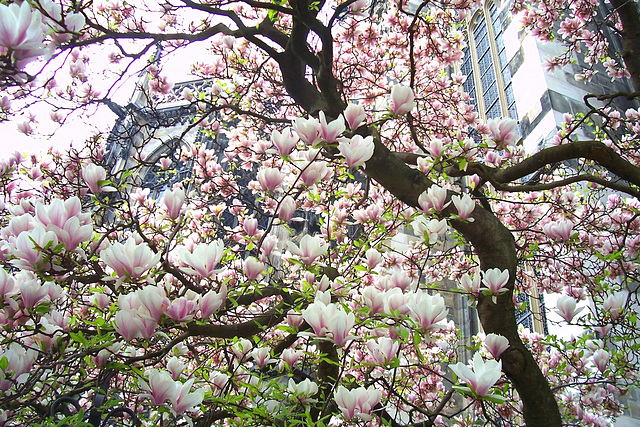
[483,393,508,404]
[69,331,89,347]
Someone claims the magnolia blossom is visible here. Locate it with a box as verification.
[452,194,475,221]
[0,343,37,391]
[385,287,411,315]
[593,349,610,373]
[484,334,510,359]
[319,111,345,143]
[257,167,284,192]
[364,248,382,269]
[449,352,502,397]
[271,128,299,155]
[361,286,386,314]
[251,346,275,369]
[136,285,169,322]
[171,378,204,414]
[410,217,448,245]
[19,274,49,309]
[343,103,366,130]
[166,297,197,322]
[292,116,322,146]
[543,219,574,241]
[418,185,449,213]
[408,291,448,331]
[231,338,253,361]
[286,234,328,265]
[244,256,265,281]
[287,378,318,404]
[302,299,356,346]
[480,268,510,303]
[337,135,374,168]
[0,268,15,299]
[179,240,225,277]
[459,273,480,297]
[367,337,399,366]
[487,118,518,148]
[389,84,416,115]
[10,226,58,271]
[0,2,44,60]
[141,370,176,405]
[555,295,584,323]
[199,284,227,318]
[277,195,296,221]
[34,197,93,251]
[162,187,185,220]
[603,290,627,320]
[82,163,107,193]
[427,139,444,158]
[282,348,303,368]
[300,161,330,186]
[114,309,154,341]
[100,236,160,279]
[334,385,382,421]
[167,356,185,381]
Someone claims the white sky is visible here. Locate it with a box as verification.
[0,41,210,161]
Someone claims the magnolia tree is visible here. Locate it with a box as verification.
[0,0,639,425]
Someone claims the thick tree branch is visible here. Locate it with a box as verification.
[493,140,640,187]
[187,293,294,338]
[363,138,562,427]
[609,0,640,90]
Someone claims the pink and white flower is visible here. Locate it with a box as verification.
[100,236,160,279]
[141,370,176,405]
[171,378,204,414]
[0,2,44,54]
[300,161,330,186]
[162,187,185,220]
[287,234,328,265]
[487,118,518,148]
[257,168,284,192]
[449,352,502,398]
[199,284,227,318]
[272,128,299,156]
[334,385,382,421]
[543,219,574,241]
[480,268,510,303]
[452,194,475,221]
[82,163,108,194]
[593,349,610,373]
[34,197,93,250]
[555,295,584,323]
[389,84,416,116]
[166,297,197,322]
[244,256,265,281]
[343,103,366,130]
[367,337,399,366]
[337,135,374,168]
[278,195,296,221]
[603,290,627,320]
[179,240,225,278]
[292,116,322,146]
[408,291,448,331]
[319,111,345,143]
[418,185,449,213]
[484,333,509,359]
[287,378,318,404]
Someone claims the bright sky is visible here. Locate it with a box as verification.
[0,41,210,161]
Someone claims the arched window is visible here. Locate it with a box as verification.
[462,1,518,121]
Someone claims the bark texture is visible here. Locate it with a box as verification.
[610,0,640,90]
